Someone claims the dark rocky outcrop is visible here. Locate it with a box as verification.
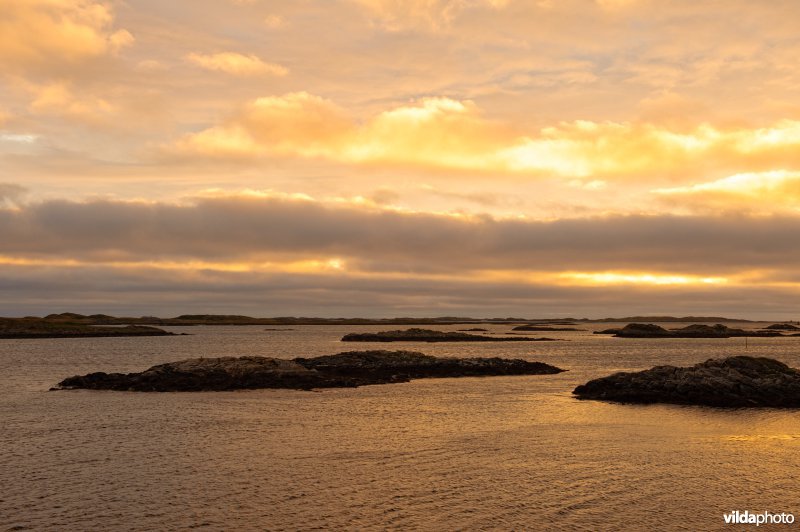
[594,323,784,338]
[341,328,558,342]
[458,328,488,332]
[55,351,566,392]
[765,323,800,331]
[594,323,674,337]
[574,356,800,407]
[512,325,584,331]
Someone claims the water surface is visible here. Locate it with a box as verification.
[3,323,800,530]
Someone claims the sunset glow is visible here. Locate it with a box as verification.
[2,0,800,317]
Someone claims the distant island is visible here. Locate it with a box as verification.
[3,312,782,327]
[54,351,566,391]
[0,317,175,339]
[594,323,796,338]
[574,356,800,407]
[340,328,559,342]
[512,325,584,331]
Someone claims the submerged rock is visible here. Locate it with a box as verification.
[573,356,800,407]
[341,328,558,342]
[55,350,566,392]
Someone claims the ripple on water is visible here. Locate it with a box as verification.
[3,323,800,530]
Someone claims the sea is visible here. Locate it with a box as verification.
[3,322,800,531]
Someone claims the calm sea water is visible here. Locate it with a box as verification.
[3,323,800,531]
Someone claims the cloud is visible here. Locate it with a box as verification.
[27,81,116,122]
[171,93,800,180]
[0,0,133,74]
[2,190,800,318]
[0,183,27,205]
[653,170,800,214]
[1,255,798,319]
[186,52,288,77]
[3,192,800,278]
[263,15,285,28]
[352,0,511,31]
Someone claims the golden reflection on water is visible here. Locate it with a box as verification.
[4,323,800,530]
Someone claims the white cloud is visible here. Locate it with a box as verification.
[186,52,288,77]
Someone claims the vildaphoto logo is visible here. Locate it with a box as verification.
[723,510,795,526]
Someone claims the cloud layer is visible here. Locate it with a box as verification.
[1,192,799,318]
[173,93,800,183]
[2,1,800,316]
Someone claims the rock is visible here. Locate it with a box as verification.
[765,323,800,331]
[594,327,623,335]
[610,323,674,337]
[341,328,558,342]
[457,328,488,332]
[593,323,785,338]
[573,356,800,407]
[296,350,564,381]
[512,325,583,331]
[55,351,566,392]
[57,356,359,391]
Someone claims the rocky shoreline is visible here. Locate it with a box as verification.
[55,350,566,392]
[573,356,800,407]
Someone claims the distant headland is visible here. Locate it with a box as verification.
[3,313,797,340]
[1,312,775,327]
[0,316,176,339]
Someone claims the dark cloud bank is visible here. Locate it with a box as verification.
[1,195,798,318]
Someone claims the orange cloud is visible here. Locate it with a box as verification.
[353,0,511,30]
[172,93,800,181]
[28,82,116,122]
[186,52,288,77]
[0,0,133,73]
[653,170,800,214]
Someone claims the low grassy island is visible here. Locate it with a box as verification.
[573,356,800,407]
[341,328,559,342]
[0,318,175,339]
[54,351,566,391]
[595,323,785,338]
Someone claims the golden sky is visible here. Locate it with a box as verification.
[1,0,800,317]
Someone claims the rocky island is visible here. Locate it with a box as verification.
[595,323,784,338]
[55,350,566,391]
[765,323,800,331]
[0,318,175,339]
[573,356,800,407]
[341,328,558,342]
[512,325,584,331]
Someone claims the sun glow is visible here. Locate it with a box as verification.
[557,272,729,286]
[0,255,348,275]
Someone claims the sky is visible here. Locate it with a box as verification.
[1,0,800,318]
